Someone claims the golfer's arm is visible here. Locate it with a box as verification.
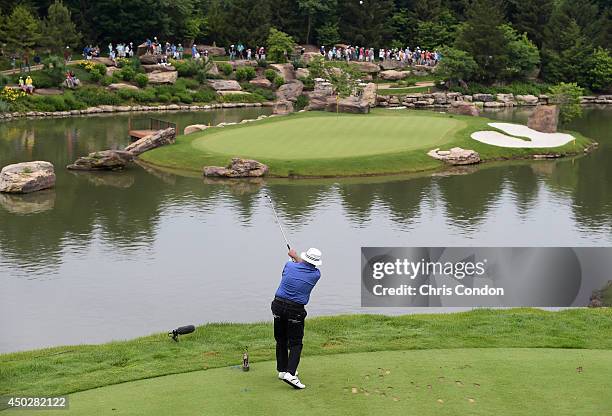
[288,250,302,263]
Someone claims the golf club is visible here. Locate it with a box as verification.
[265,194,291,250]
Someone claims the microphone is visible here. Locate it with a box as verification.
[169,325,195,342]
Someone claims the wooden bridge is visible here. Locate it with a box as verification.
[128,118,177,141]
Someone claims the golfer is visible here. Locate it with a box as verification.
[272,247,322,389]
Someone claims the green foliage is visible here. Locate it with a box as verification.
[413,9,458,50]
[134,73,148,88]
[220,93,264,103]
[89,68,103,82]
[501,24,540,80]
[235,66,256,81]
[435,47,478,86]
[119,66,136,81]
[100,76,112,87]
[448,81,552,96]
[299,76,314,91]
[193,89,217,103]
[173,59,201,77]
[455,0,509,83]
[4,5,40,53]
[242,84,275,100]
[582,47,612,92]
[41,0,80,54]
[0,75,10,88]
[273,75,285,89]
[264,69,277,82]
[316,22,340,45]
[549,82,584,124]
[219,63,233,76]
[266,27,295,63]
[93,63,107,76]
[0,100,11,113]
[74,86,120,106]
[256,59,269,68]
[294,94,309,111]
[338,0,395,46]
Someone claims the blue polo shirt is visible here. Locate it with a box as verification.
[275,261,321,305]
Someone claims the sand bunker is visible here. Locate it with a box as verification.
[471,122,575,148]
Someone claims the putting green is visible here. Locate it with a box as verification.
[20,348,612,416]
[191,113,464,159]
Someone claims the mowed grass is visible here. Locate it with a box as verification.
[2,309,612,399]
[140,109,595,177]
[15,348,612,416]
[192,114,462,159]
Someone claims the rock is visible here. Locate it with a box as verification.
[326,96,370,114]
[203,158,268,178]
[432,92,448,105]
[276,80,303,102]
[217,90,251,96]
[302,52,322,63]
[147,70,178,84]
[229,60,258,69]
[92,57,114,66]
[379,70,409,80]
[0,161,56,193]
[184,124,209,135]
[528,105,559,133]
[124,127,176,156]
[516,94,539,105]
[496,93,515,105]
[361,83,377,108]
[350,61,380,74]
[34,88,63,96]
[270,63,296,80]
[249,78,272,88]
[484,101,504,108]
[449,101,480,117]
[141,64,176,73]
[427,147,481,165]
[108,83,139,91]
[473,93,494,102]
[295,68,310,79]
[67,150,133,171]
[139,54,159,65]
[196,45,226,56]
[379,60,404,70]
[208,79,242,91]
[273,100,294,115]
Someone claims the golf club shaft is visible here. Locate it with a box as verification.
[266,195,291,250]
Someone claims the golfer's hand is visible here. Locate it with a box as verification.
[288,249,299,261]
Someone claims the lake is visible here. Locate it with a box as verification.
[1,106,610,353]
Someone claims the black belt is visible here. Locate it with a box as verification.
[274,296,305,308]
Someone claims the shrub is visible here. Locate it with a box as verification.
[273,75,285,89]
[170,96,181,103]
[549,82,584,124]
[266,27,295,63]
[235,66,256,81]
[120,66,136,81]
[0,74,9,88]
[299,76,314,91]
[89,68,103,82]
[180,78,200,89]
[220,93,263,103]
[173,59,199,77]
[117,88,137,100]
[111,71,123,83]
[93,63,107,76]
[74,86,120,106]
[157,93,171,103]
[100,76,113,86]
[196,69,208,84]
[257,59,268,68]
[0,99,10,112]
[264,69,276,82]
[133,89,156,103]
[219,63,233,76]
[242,83,275,100]
[295,94,309,111]
[193,88,217,103]
[134,73,148,88]
[175,92,193,103]
[291,58,305,69]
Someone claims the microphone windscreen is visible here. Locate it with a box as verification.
[176,325,195,335]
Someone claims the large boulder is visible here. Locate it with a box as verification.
[473,93,494,102]
[276,80,304,102]
[124,127,176,156]
[184,124,209,135]
[427,147,481,165]
[92,57,114,66]
[147,70,178,84]
[249,78,272,89]
[270,63,296,80]
[379,60,404,70]
[67,150,133,171]
[196,45,226,56]
[273,100,294,115]
[295,68,310,79]
[141,64,176,73]
[379,70,409,80]
[139,54,159,65]
[0,161,56,193]
[108,83,139,91]
[528,105,559,133]
[516,94,539,105]
[361,83,377,108]
[203,158,269,178]
[350,61,380,74]
[449,101,480,117]
[208,79,242,91]
[326,96,370,114]
[302,52,322,63]
[496,93,515,106]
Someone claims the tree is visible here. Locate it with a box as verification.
[549,82,584,124]
[266,27,295,62]
[435,46,478,86]
[297,0,335,45]
[316,22,340,46]
[308,56,362,98]
[413,9,458,50]
[500,24,540,81]
[506,0,553,47]
[41,0,80,54]
[337,0,394,46]
[582,47,612,92]
[455,0,509,83]
[4,5,41,54]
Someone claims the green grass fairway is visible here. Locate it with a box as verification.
[192,114,462,159]
[140,110,594,177]
[16,349,612,416]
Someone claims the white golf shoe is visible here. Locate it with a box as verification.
[278,370,297,379]
[282,372,305,389]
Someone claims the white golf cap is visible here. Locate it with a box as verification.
[301,248,322,266]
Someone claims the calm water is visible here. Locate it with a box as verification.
[0,107,611,353]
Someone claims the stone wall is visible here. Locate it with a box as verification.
[376,92,612,109]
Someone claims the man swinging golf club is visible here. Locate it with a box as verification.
[272,247,322,389]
